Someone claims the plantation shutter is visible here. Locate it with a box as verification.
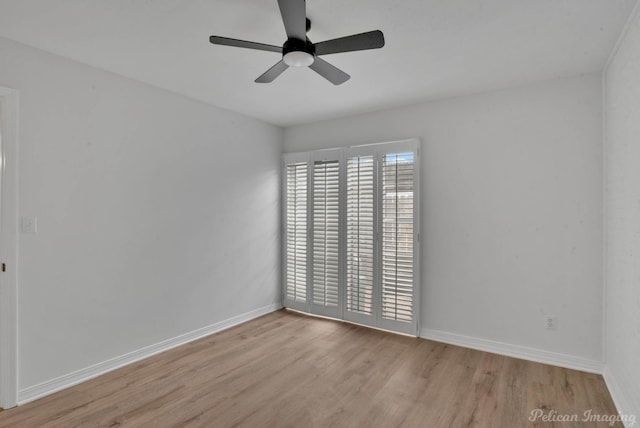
[381,152,415,323]
[285,159,308,309]
[311,157,341,316]
[283,140,419,335]
[345,154,375,321]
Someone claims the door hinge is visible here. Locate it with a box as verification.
[2,263,5,272]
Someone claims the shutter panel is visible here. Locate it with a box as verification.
[312,160,340,308]
[285,161,308,303]
[346,155,375,316]
[381,152,415,322]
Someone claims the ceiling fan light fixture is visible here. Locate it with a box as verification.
[209,0,385,84]
[283,50,315,67]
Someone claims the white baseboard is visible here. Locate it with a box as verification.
[603,366,640,427]
[420,328,604,374]
[18,303,282,405]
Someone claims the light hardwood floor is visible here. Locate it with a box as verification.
[0,310,622,427]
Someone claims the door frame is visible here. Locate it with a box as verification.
[282,139,421,336]
[0,86,19,408]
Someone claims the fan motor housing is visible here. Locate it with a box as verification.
[283,38,315,57]
[282,38,315,67]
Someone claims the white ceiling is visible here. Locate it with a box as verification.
[0,0,636,126]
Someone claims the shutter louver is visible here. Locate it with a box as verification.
[346,155,375,316]
[286,162,308,303]
[381,153,415,322]
[312,160,340,308]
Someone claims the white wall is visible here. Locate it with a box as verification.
[0,36,282,394]
[285,74,604,366]
[604,5,640,421]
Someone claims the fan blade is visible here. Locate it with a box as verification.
[209,36,282,53]
[278,0,306,40]
[314,30,385,56]
[309,57,350,85]
[255,60,289,83]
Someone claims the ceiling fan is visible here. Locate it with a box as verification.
[209,0,385,85]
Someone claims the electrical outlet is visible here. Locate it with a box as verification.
[545,316,557,330]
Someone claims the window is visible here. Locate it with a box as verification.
[346,154,375,319]
[283,140,420,335]
[381,152,415,323]
[285,159,308,308]
[311,155,340,318]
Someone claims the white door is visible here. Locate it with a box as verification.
[345,141,419,335]
[344,147,376,327]
[0,86,18,408]
[283,140,420,336]
[283,152,309,313]
[309,149,342,318]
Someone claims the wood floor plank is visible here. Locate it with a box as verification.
[0,310,623,427]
